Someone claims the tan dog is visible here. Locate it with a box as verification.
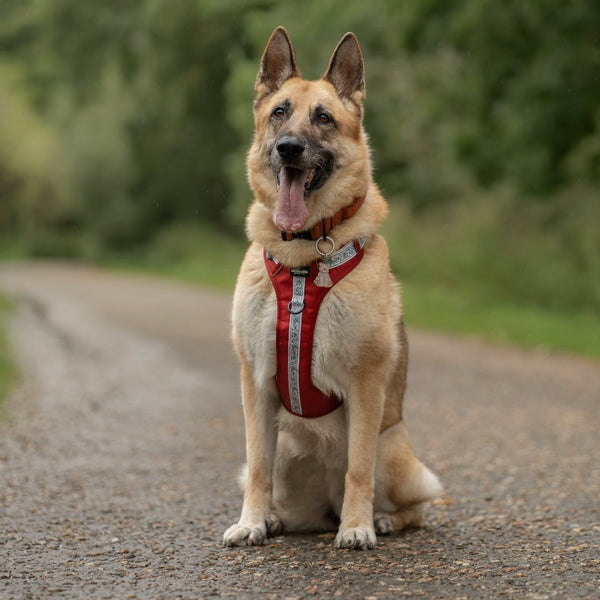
[223,27,442,550]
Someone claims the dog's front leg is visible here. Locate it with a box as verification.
[335,373,385,550]
[223,363,278,547]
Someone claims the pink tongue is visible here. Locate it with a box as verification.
[275,167,309,232]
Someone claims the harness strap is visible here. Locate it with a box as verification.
[264,240,365,418]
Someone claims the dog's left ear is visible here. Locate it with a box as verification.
[323,33,365,106]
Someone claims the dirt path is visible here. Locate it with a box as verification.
[0,262,598,600]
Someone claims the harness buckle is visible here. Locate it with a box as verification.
[288,299,305,314]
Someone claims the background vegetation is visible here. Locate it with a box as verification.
[0,0,598,354]
[0,292,16,411]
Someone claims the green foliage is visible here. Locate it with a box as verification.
[0,0,599,317]
[107,222,247,291]
[106,223,600,359]
[385,189,600,313]
[0,0,245,250]
[0,292,17,409]
[401,280,600,358]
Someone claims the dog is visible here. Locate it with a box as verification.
[223,26,442,550]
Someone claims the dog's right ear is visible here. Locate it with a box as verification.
[255,27,300,101]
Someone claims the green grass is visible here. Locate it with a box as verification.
[0,292,18,411]
[1,221,596,415]
[104,223,600,359]
[401,281,600,358]
[104,223,246,290]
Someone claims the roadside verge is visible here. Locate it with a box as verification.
[0,290,17,410]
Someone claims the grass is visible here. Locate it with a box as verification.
[105,223,246,290]
[401,281,600,358]
[104,223,600,359]
[0,292,18,411]
[1,221,596,411]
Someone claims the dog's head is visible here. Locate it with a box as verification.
[247,27,370,235]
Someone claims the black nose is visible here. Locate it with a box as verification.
[277,136,305,161]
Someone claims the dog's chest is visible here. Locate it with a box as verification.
[241,286,358,395]
[236,254,364,405]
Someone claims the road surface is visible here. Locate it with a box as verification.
[0,262,598,599]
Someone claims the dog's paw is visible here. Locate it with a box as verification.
[334,526,376,550]
[222,523,266,547]
[266,513,283,537]
[374,514,394,536]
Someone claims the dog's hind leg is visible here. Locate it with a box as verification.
[373,504,425,535]
[266,512,284,537]
[373,421,442,534]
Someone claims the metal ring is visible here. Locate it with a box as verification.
[315,235,335,258]
[288,300,305,314]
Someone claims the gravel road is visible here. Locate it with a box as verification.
[0,262,598,600]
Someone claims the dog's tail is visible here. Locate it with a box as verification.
[418,463,444,501]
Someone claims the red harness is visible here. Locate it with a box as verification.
[264,240,365,418]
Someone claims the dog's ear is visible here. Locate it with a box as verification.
[255,27,301,100]
[323,33,365,106]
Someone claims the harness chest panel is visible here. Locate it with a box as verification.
[264,240,365,418]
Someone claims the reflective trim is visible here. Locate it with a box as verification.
[287,276,305,415]
[325,238,365,269]
[271,238,366,418]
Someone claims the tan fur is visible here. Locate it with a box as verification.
[223,27,441,550]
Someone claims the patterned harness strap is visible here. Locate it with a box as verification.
[264,239,365,418]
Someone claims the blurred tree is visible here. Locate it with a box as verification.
[402,0,600,198]
[0,0,598,310]
[0,0,247,248]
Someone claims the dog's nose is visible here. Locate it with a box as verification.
[277,136,305,161]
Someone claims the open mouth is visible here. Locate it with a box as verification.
[274,167,311,233]
[275,167,321,195]
[273,157,333,233]
[274,159,333,195]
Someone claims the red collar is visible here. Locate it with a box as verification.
[280,195,366,241]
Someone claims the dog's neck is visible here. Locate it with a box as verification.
[246,186,389,268]
[279,195,366,242]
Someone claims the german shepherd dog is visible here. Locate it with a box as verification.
[223,27,442,550]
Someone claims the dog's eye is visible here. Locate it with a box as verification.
[272,107,286,119]
[318,113,332,124]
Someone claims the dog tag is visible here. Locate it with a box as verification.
[314,262,333,288]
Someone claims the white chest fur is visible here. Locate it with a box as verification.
[232,237,400,408]
[234,266,367,403]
